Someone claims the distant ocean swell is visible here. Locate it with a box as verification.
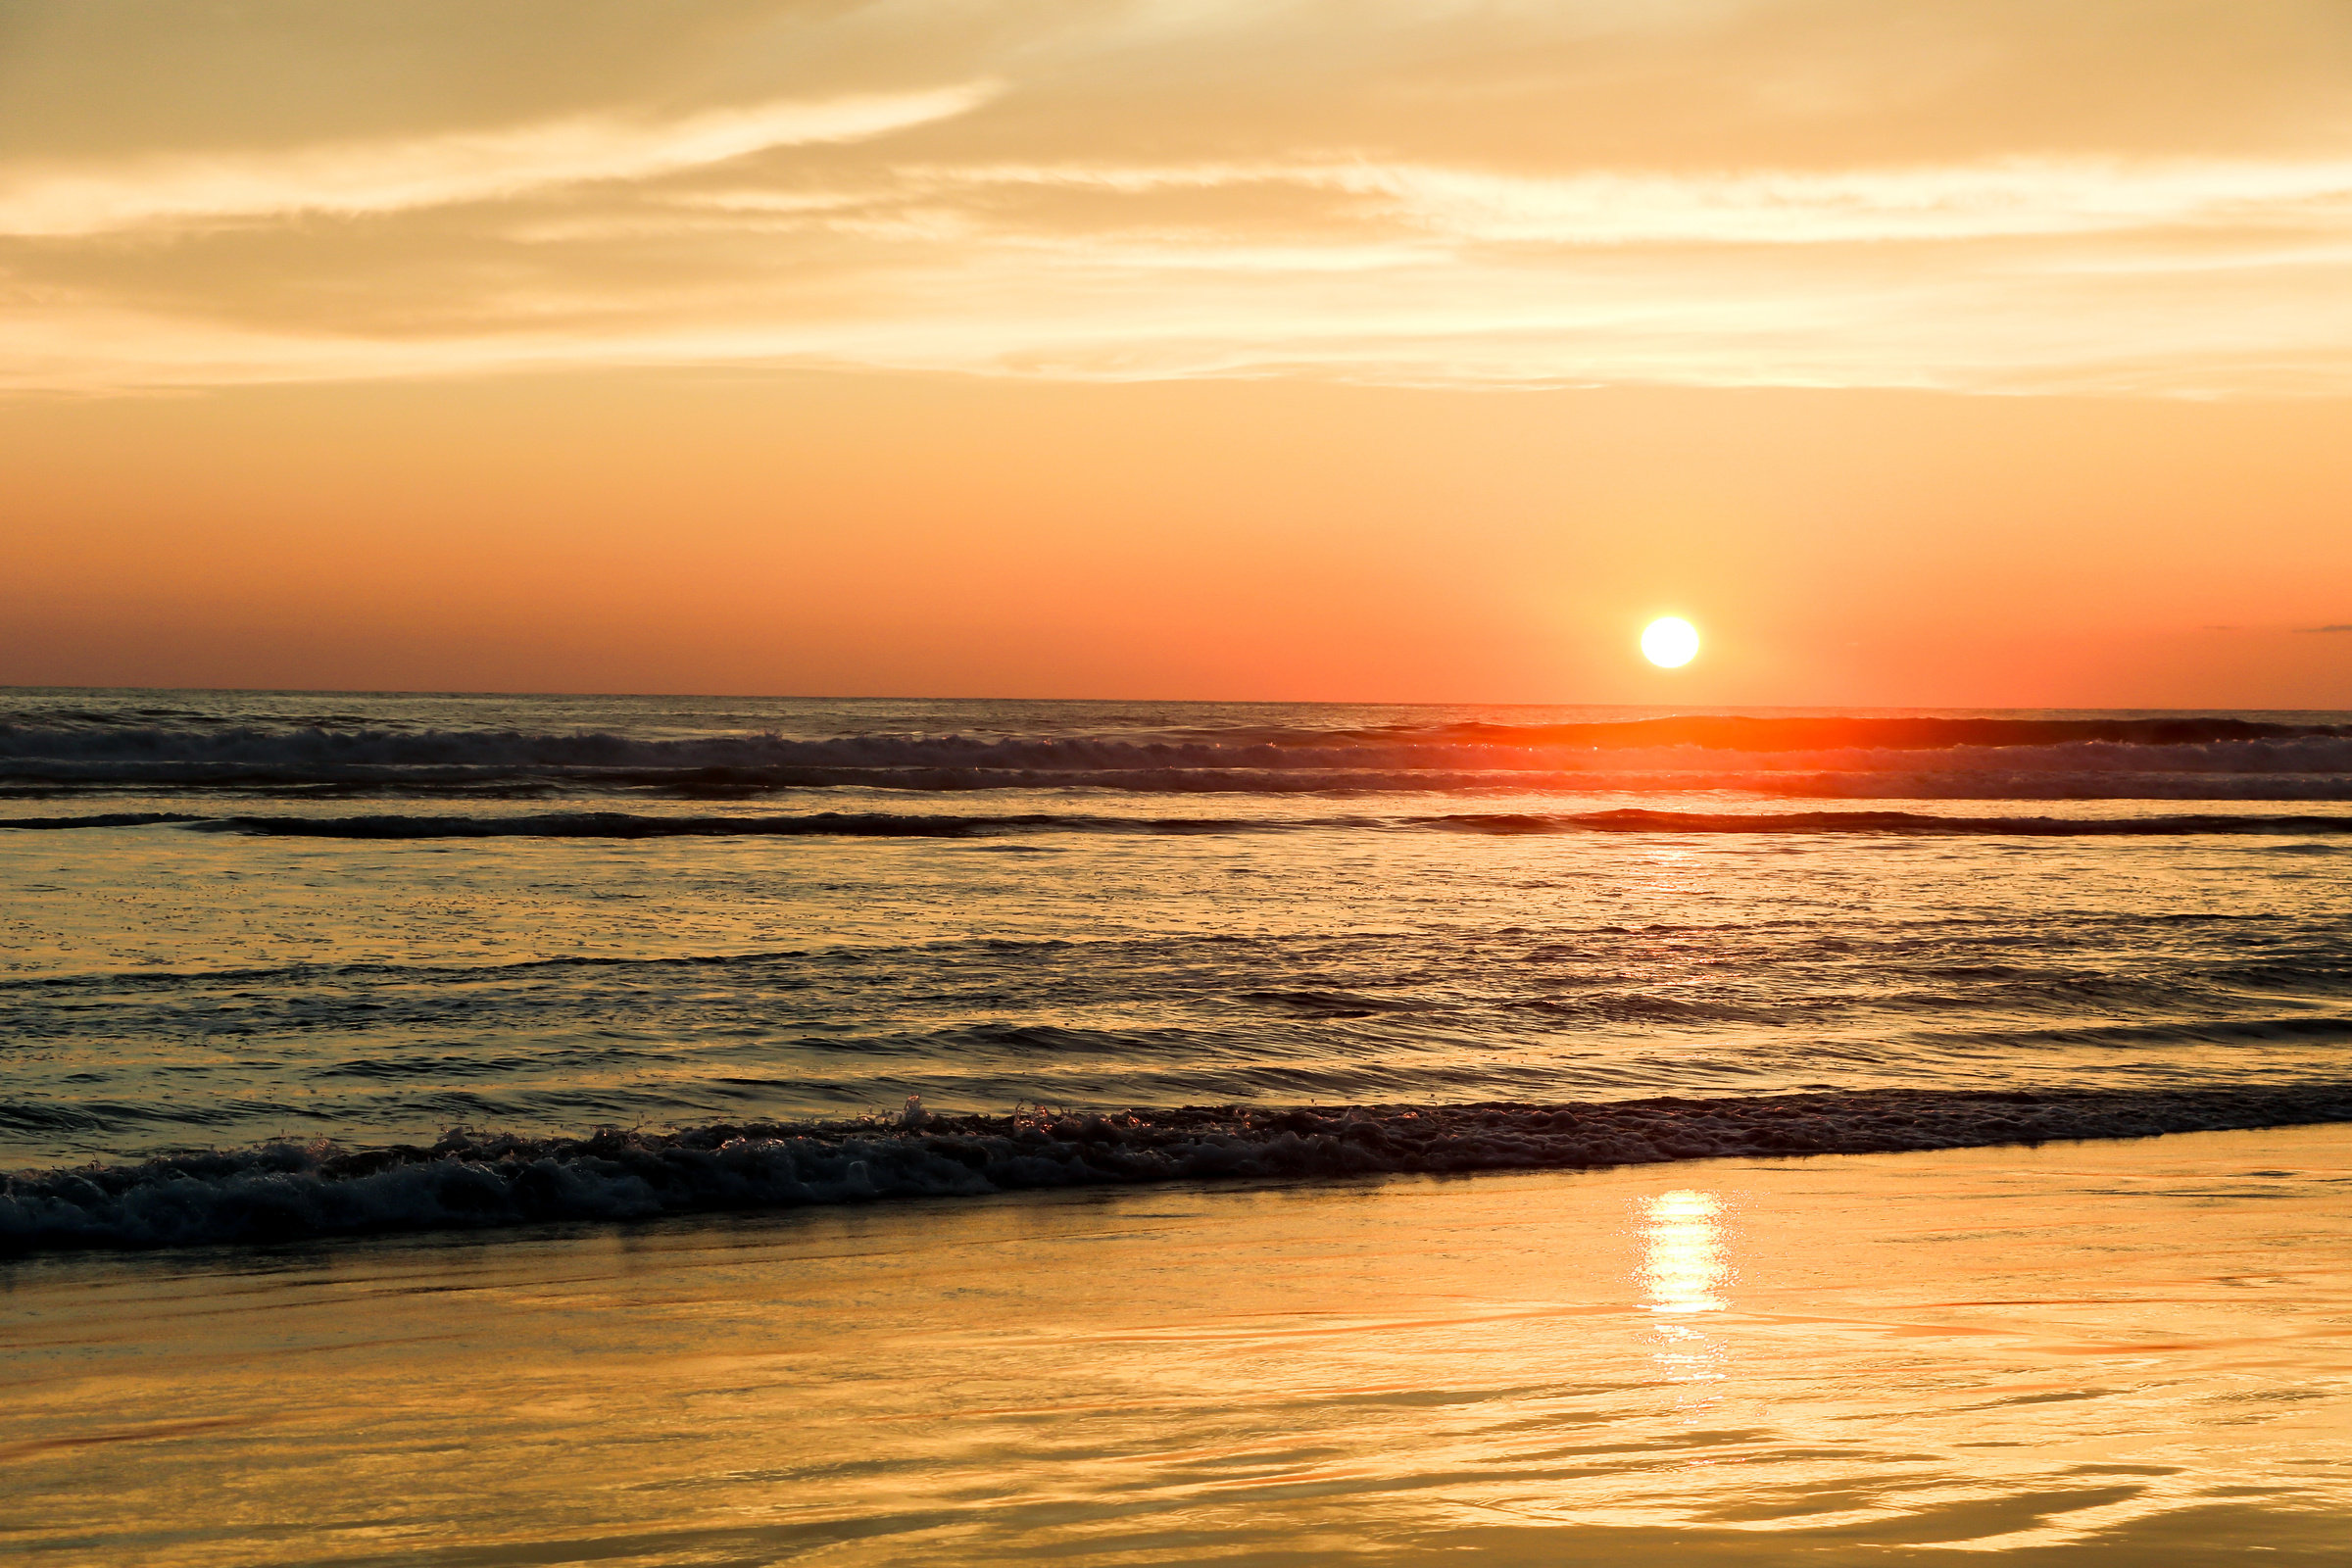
[8,1084,2350,1254]
[10,714,2346,755]
[6,809,2352,839]
[4,721,2352,800]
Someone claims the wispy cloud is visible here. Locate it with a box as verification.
[1337,159,2352,247]
[0,86,995,236]
[920,157,2352,247]
[8,0,2352,396]
[2299,623,2352,633]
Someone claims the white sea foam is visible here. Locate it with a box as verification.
[5,716,2347,798]
[9,1087,2349,1254]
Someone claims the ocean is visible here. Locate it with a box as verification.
[7,688,2352,1566]
[3,687,2347,1247]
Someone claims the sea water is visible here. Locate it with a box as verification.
[2,689,2348,1248]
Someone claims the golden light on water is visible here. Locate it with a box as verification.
[1641,616,1700,668]
[1641,1188,1731,1420]
[1641,1189,1729,1315]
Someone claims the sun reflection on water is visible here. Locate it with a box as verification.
[1642,1189,1729,1314]
[1640,1189,1731,1415]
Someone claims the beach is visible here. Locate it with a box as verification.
[5,690,2349,1562]
[10,4,2352,1559]
[9,1125,2348,1565]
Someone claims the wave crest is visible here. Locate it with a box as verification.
[4,719,2351,792]
[10,1085,2350,1253]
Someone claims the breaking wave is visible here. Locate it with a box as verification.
[9,1084,2350,1254]
[4,716,2351,800]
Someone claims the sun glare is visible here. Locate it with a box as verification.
[1641,616,1699,668]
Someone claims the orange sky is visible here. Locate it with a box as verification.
[5,1,2350,706]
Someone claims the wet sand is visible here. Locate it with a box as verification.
[7,1126,2349,1566]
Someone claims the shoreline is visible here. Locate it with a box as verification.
[11,1124,2349,1566]
[12,1081,2352,1256]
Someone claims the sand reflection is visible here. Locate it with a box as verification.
[12,1140,2352,1564]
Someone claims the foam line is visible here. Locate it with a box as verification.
[5,719,2351,797]
[9,1084,2349,1253]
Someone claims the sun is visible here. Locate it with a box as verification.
[1641,616,1699,668]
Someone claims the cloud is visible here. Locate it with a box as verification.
[8,2,2352,395]
[2298,624,2352,633]
[913,155,2352,247]
[0,85,995,236]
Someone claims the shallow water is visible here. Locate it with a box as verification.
[7,1127,2348,1565]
